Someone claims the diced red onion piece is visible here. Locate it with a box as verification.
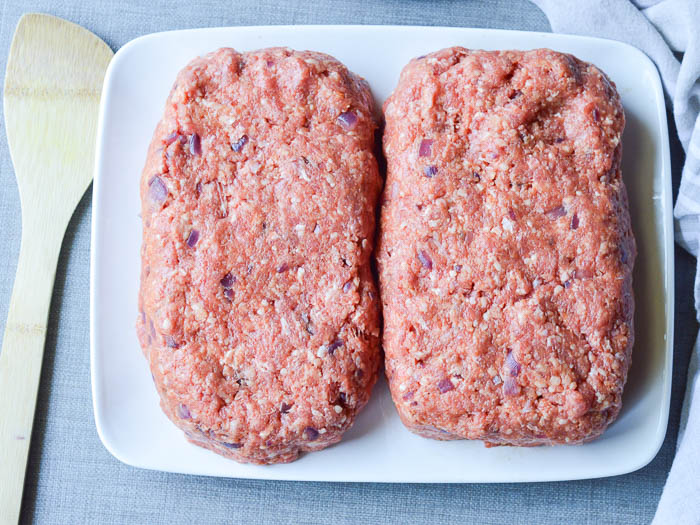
[472,172,481,182]
[545,205,566,219]
[327,339,344,355]
[337,392,347,405]
[402,391,414,401]
[505,350,521,377]
[508,209,517,220]
[570,213,579,230]
[337,111,358,130]
[555,137,565,144]
[220,272,235,288]
[164,132,179,145]
[418,139,433,157]
[195,182,202,196]
[186,229,199,248]
[177,404,191,419]
[280,402,292,413]
[304,427,319,441]
[148,175,168,205]
[503,377,521,397]
[564,279,572,289]
[223,288,234,301]
[189,133,201,155]
[418,250,433,270]
[165,336,179,349]
[423,165,438,178]
[222,442,242,449]
[343,280,353,292]
[277,263,289,273]
[593,108,601,122]
[231,135,248,152]
[437,378,454,393]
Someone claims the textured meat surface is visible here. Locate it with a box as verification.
[137,47,382,464]
[378,48,635,446]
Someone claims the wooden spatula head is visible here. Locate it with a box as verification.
[4,13,113,227]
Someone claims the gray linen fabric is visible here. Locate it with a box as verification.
[0,1,694,524]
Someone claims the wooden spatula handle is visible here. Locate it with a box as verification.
[0,224,64,524]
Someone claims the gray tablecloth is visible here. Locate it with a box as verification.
[0,1,695,523]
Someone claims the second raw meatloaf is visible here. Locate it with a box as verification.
[378,48,635,446]
[137,48,382,464]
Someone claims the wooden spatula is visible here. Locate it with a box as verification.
[0,13,112,523]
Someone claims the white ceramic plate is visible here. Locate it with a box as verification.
[91,25,673,482]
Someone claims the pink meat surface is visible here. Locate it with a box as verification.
[137,47,382,464]
[378,48,635,446]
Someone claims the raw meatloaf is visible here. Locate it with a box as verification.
[378,48,635,446]
[137,47,382,464]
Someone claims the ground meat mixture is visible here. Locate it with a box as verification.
[137,47,382,464]
[378,48,635,446]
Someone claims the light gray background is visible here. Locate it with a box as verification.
[0,1,694,524]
